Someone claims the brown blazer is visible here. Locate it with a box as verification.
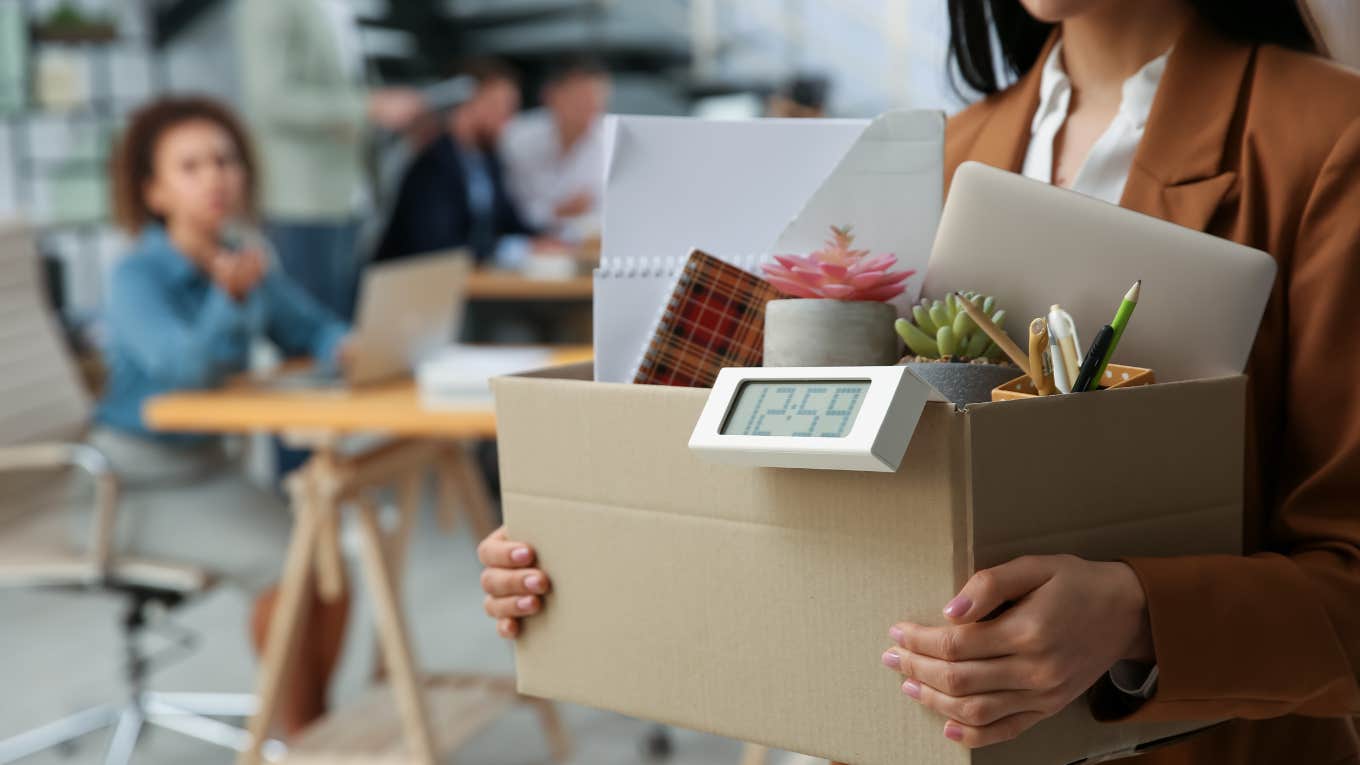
[944,18,1360,765]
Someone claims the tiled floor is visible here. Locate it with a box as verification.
[1,502,809,765]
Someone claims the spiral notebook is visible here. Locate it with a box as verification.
[631,250,782,387]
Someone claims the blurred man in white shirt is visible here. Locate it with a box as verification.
[500,57,611,243]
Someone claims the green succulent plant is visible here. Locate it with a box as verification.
[894,292,1008,361]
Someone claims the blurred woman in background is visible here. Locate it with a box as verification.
[100,96,352,734]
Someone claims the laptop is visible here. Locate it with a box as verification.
[271,251,473,389]
[922,162,1278,382]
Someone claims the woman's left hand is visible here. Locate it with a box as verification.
[883,554,1153,749]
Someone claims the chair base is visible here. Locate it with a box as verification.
[0,692,286,765]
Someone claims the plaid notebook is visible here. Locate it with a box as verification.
[633,250,784,388]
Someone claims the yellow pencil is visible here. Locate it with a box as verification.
[952,292,1034,380]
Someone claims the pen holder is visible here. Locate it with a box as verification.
[990,364,1156,402]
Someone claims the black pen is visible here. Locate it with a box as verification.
[1073,325,1115,392]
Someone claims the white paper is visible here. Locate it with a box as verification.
[772,110,945,310]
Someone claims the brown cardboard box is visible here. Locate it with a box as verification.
[492,364,1242,764]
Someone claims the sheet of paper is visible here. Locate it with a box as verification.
[772,109,944,309]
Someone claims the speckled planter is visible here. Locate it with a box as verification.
[900,361,1021,405]
[764,299,899,368]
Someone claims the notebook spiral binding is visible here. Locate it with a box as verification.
[597,253,768,280]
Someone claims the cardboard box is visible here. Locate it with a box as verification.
[492,364,1242,765]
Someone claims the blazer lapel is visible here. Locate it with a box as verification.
[1119,18,1255,231]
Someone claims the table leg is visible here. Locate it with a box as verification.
[355,495,437,765]
[444,442,497,542]
[388,471,423,580]
[374,470,423,684]
[528,698,571,763]
[238,471,322,765]
[311,450,346,603]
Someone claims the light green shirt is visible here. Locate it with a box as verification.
[237,0,369,221]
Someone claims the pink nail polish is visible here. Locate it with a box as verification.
[881,651,901,669]
[525,574,543,592]
[511,547,532,564]
[943,595,973,619]
[889,626,906,643]
[944,723,964,741]
[516,596,535,612]
[902,679,922,699]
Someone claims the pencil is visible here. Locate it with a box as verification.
[952,292,1034,379]
[1092,280,1141,385]
[1029,318,1056,395]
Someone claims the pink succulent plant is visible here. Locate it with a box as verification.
[762,225,914,302]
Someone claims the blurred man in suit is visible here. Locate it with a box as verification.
[374,60,534,266]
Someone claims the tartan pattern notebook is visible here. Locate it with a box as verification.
[633,250,784,388]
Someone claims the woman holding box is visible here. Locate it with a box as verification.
[477,1,1360,762]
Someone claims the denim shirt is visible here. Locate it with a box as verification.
[95,226,349,441]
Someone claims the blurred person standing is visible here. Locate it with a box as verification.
[373,59,535,266]
[500,57,612,243]
[238,0,425,321]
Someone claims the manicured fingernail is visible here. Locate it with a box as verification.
[902,679,922,699]
[525,574,544,592]
[944,723,964,741]
[943,596,973,618]
[516,596,535,612]
[889,626,906,643]
[881,650,901,669]
[511,547,532,564]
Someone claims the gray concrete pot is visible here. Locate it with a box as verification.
[764,299,899,368]
[900,361,1021,405]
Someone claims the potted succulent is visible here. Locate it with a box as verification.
[893,291,1022,404]
[761,225,913,367]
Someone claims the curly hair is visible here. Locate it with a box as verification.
[110,96,259,234]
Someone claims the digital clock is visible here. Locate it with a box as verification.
[688,366,942,472]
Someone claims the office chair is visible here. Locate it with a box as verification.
[0,220,282,764]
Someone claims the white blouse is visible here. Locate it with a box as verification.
[1021,41,1170,204]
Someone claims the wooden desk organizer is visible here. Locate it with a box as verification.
[991,364,1156,402]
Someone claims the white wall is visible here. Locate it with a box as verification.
[715,0,966,117]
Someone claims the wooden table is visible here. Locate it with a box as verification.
[144,348,590,765]
[464,270,593,302]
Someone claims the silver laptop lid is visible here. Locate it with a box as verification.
[922,162,1276,382]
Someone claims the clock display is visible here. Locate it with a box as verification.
[720,381,870,438]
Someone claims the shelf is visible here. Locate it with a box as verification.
[31,26,121,45]
[283,673,519,764]
[442,0,600,30]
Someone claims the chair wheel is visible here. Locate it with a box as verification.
[641,726,673,761]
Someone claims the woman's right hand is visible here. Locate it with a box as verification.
[209,247,267,302]
[477,527,551,639]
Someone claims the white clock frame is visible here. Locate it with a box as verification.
[688,366,942,472]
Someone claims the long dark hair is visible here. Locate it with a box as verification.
[948,1,1317,96]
